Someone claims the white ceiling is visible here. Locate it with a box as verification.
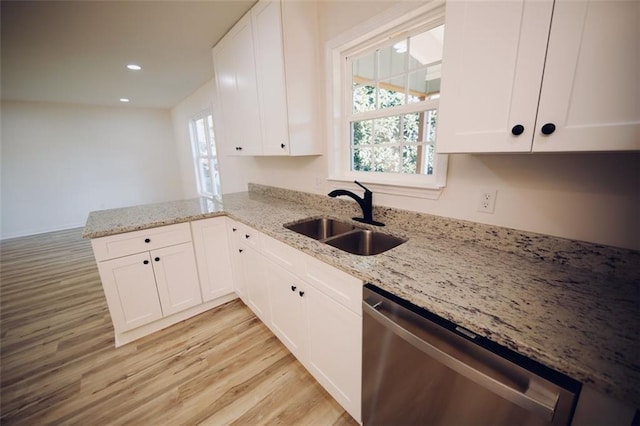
[1,0,256,109]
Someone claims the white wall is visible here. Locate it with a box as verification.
[208,0,640,250]
[1,100,184,239]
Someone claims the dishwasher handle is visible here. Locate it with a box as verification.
[363,300,560,422]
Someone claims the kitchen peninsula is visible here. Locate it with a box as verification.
[83,184,639,414]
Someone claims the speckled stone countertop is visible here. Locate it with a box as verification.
[83,185,640,408]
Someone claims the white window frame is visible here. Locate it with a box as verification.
[189,110,221,198]
[325,1,448,199]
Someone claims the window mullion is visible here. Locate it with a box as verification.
[349,100,437,122]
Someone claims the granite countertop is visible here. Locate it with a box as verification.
[83,187,640,408]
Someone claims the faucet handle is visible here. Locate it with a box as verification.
[354,180,372,193]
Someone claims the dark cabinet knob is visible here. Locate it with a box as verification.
[245,234,250,239]
[541,123,556,135]
[280,143,286,149]
[239,249,243,253]
[154,257,160,262]
[511,124,524,136]
[144,238,151,243]
[232,227,237,232]
[291,285,297,291]
[299,291,305,297]
[235,146,243,151]
[143,260,149,265]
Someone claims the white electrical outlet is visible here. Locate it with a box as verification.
[477,190,497,213]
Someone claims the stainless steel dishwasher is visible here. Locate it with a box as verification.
[362,284,580,426]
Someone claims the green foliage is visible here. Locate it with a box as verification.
[351,84,435,175]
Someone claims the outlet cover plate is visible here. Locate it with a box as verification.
[477,190,497,213]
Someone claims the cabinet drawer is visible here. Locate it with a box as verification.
[261,232,306,276]
[91,223,192,261]
[303,253,363,316]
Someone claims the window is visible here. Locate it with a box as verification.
[190,111,221,197]
[327,3,448,198]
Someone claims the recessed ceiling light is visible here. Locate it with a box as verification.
[119,98,130,103]
[126,64,142,71]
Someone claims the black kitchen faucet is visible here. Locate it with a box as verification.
[328,181,385,226]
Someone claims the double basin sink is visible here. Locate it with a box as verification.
[284,217,406,256]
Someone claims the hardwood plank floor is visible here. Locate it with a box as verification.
[0,228,358,425]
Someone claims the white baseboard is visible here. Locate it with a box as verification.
[0,222,86,241]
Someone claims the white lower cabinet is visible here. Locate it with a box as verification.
[191,217,234,302]
[152,242,202,316]
[96,251,164,331]
[226,219,246,301]
[227,219,270,319]
[305,282,362,420]
[94,218,363,420]
[265,258,307,360]
[258,231,363,423]
[95,240,201,332]
[91,221,236,347]
[240,243,271,324]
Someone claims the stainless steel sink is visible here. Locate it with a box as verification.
[284,217,356,240]
[284,217,406,256]
[325,229,406,256]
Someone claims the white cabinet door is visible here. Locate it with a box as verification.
[191,217,234,302]
[253,0,290,156]
[437,0,638,154]
[152,242,202,317]
[213,13,262,156]
[265,258,307,359]
[212,0,321,157]
[437,0,553,153]
[226,219,246,301]
[279,0,322,156]
[533,0,640,152]
[228,222,362,422]
[240,244,270,323]
[305,283,362,423]
[97,252,163,332]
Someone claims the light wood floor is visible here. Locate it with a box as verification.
[0,228,358,425]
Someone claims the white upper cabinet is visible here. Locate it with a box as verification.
[213,13,262,156]
[213,0,322,157]
[534,0,640,152]
[437,0,640,153]
[252,1,289,155]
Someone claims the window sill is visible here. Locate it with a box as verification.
[327,177,444,200]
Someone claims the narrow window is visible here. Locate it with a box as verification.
[190,112,220,197]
